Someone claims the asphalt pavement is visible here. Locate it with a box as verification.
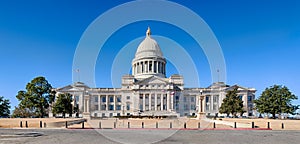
[0,128,299,144]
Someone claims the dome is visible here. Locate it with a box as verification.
[134,27,163,59]
[132,27,166,79]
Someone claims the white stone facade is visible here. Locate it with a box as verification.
[53,27,256,118]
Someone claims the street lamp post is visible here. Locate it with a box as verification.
[197,90,206,119]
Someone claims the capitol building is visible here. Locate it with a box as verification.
[53,27,256,118]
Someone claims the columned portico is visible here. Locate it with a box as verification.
[83,95,90,118]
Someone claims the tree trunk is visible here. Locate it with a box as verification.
[272,112,276,119]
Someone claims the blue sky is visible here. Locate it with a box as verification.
[1,0,300,110]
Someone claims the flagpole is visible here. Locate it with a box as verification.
[217,69,219,82]
[75,69,80,82]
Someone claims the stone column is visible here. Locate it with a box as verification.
[84,99,87,112]
[98,95,100,111]
[106,95,108,111]
[144,61,148,73]
[113,95,116,111]
[143,94,146,111]
[141,62,143,73]
[161,94,164,111]
[167,92,170,111]
[149,93,152,110]
[156,61,159,73]
[87,98,90,113]
[154,94,157,111]
[170,92,174,111]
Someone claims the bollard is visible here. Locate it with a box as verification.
[65,121,68,128]
[128,122,130,128]
[156,122,158,128]
[198,122,200,128]
[184,122,186,129]
[213,122,216,128]
[282,123,284,129]
[142,122,144,128]
[113,122,116,128]
[82,122,85,129]
[252,122,254,128]
[170,122,172,128]
[25,121,28,128]
[234,122,237,128]
[40,121,42,128]
[99,122,101,129]
[267,122,270,129]
[20,121,23,128]
[44,122,47,128]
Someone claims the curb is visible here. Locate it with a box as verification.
[66,127,272,130]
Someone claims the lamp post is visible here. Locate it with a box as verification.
[197,90,206,119]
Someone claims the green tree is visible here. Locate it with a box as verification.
[16,76,56,118]
[219,87,244,117]
[0,96,11,117]
[254,85,298,119]
[52,93,73,118]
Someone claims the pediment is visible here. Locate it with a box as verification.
[135,76,169,85]
[56,82,89,92]
[225,85,249,91]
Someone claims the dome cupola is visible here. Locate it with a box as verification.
[132,27,166,79]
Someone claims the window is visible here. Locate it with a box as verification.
[75,96,79,103]
[109,96,114,102]
[109,104,114,110]
[213,95,217,103]
[145,95,149,105]
[239,95,243,100]
[213,104,217,111]
[184,104,189,110]
[206,104,210,111]
[248,96,252,102]
[116,105,121,110]
[117,96,121,102]
[102,96,106,103]
[139,104,143,111]
[191,104,196,110]
[95,105,99,111]
[151,94,155,107]
[126,96,130,100]
[101,104,106,110]
[191,96,195,102]
[206,96,210,103]
[175,104,179,110]
[94,96,98,102]
[126,103,130,110]
[184,97,187,102]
